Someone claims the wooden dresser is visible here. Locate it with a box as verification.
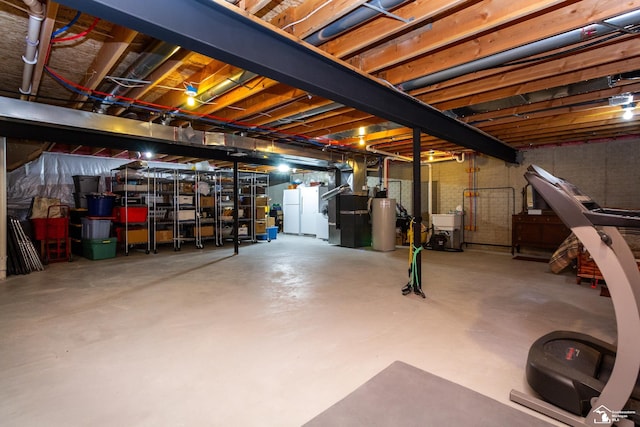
[512,212,571,254]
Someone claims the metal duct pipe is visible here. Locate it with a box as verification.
[20,0,45,96]
[96,41,180,113]
[305,0,409,46]
[399,9,640,91]
[263,102,344,127]
[193,69,257,105]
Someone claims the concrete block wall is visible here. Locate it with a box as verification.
[382,136,640,249]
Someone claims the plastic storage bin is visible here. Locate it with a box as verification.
[81,217,112,239]
[82,237,117,260]
[86,194,116,217]
[112,206,148,223]
[267,226,278,240]
[73,175,100,193]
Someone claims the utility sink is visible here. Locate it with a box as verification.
[432,213,462,229]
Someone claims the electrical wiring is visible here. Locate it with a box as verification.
[51,17,100,43]
[52,11,81,37]
[105,76,148,89]
[282,0,333,31]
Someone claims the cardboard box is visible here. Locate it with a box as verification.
[238,226,248,236]
[177,195,193,205]
[200,196,215,207]
[116,227,148,243]
[155,230,173,242]
[267,217,276,227]
[168,210,196,221]
[201,225,215,237]
[255,206,268,219]
[255,221,267,234]
[255,196,268,206]
[112,184,148,192]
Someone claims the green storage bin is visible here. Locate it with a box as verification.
[82,237,117,260]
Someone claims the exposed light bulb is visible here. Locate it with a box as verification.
[278,164,290,173]
[623,108,634,120]
[185,84,197,107]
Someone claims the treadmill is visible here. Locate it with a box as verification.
[510,165,640,427]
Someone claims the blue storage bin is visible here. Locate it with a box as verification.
[267,226,278,240]
[86,194,115,217]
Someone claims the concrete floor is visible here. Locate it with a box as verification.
[0,234,616,426]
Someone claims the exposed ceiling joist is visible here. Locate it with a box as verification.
[53,0,518,163]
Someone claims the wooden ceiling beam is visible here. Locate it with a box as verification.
[150,61,239,110]
[486,110,630,139]
[111,48,192,116]
[353,0,570,74]
[305,116,386,139]
[193,76,281,116]
[70,25,138,109]
[274,0,369,40]
[322,0,473,59]
[382,0,640,85]
[275,106,358,132]
[250,98,336,127]
[420,36,639,101]
[212,86,309,121]
[460,81,640,124]
[429,52,640,111]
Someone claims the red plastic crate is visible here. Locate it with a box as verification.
[112,206,148,223]
[31,217,69,240]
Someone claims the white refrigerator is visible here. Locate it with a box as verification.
[300,186,319,235]
[283,186,322,235]
[283,188,300,234]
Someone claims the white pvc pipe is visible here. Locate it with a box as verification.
[20,0,45,96]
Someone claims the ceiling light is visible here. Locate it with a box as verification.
[278,164,290,173]
[610,93,634,107]
[144,151,153,159]
[185,84,197,107]
[622,104,635,120]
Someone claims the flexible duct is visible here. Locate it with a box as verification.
[399,9,640,91]
[263,102,343,127]
[193,70,257,106]
[20,0,45,96]
[96,41,180,113]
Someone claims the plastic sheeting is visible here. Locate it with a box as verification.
[7,152,195,219]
